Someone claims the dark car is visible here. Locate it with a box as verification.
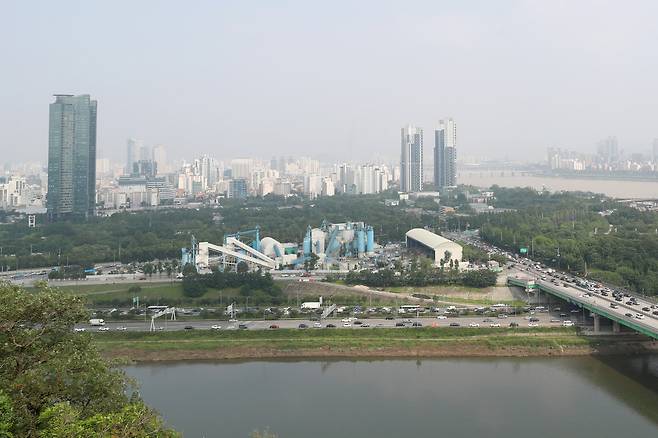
[625,313,633,317]
[529,317,540,322]
[449,322,460,327]
[385,316,394,320]
[642,307,650,312]
[326,324,336,328]
[269,324,279,329]
[653,311,658,316]
[298,323,308,329]
[238,324,248,330]
[509,322,519,328]
[353,321,363,325]
[395,322,405,327]
[412,322,423,327]
[184,325,194,330]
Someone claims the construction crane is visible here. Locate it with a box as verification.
[149,307,177,332]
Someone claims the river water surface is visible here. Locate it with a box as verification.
[459,171,658,199]
[126,355,658,438]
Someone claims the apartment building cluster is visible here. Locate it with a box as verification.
[547,137,658,173]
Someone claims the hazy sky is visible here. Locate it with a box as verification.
[2,0,658,164]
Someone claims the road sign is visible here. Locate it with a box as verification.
[519,247,528,254]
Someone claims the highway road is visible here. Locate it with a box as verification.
[76,313,563,332]
[510,266,658,337]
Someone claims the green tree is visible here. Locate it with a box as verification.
[182,275,207,298]
[0,283,178,437]
[37,402,176,438]
[0,390,13,438]
[143,263,154,277]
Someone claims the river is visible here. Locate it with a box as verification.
[126,355,658,438]
[459,170,658,199]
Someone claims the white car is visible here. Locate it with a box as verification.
[313,322,322,328]
[489,323,501,328]
[341,318,351,323]
[116,326,128,331]
[562,321,574,327]
[436,315,447,319]
[528,323,539,327]
[635,314,645,320]
[468,323,480,328]
[228,319,238,323]
[97,326,110,332]
[74,327,86,332]
[343,322,352,327]
[211,324,222,330]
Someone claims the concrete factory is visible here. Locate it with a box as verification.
[182,221,378,272]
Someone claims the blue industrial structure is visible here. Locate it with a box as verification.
[303,225,312,256]
[366,226,374,254]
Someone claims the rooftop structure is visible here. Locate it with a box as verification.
[405,228,462,267]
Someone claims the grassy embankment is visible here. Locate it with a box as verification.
[93,327,645,362]
[39,282,236,307]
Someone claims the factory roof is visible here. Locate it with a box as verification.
[405,228,459,250]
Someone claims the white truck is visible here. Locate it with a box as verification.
[89,318,105,326]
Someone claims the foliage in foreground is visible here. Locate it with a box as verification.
[0,283,178,437]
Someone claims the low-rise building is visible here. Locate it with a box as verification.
[405,228,463,267]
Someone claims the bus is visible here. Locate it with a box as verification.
[147,305,169,312]
[399,305,421,314]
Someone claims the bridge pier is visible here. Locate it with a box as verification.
[613,321,620,333]
[593,314,601,333]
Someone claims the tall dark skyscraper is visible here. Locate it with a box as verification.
[47,94,97,220]
[434,118,457,189]
[400,124,423,192]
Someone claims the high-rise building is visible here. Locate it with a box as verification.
[126,138,141,174]
[400,124,423,192]
[597,136,619,165]
[47,94,97,220]
[434,118,457,189]
[139,145,151,161]
[303,174,322,199]
[228,178,248,199]
[152,145,168,173]
[231,158,253,179]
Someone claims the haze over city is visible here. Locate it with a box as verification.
[3,0,658,163]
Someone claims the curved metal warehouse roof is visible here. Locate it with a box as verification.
[405,228,458,249]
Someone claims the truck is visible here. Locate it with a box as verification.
[89,318,105,326]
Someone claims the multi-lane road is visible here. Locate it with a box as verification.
[510,265,658,338]
[76,313,564,332]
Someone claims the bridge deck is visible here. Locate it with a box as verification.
[508,275,658,339]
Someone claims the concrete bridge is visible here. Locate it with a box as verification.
[508,275,658,340]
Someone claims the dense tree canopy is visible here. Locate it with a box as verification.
[450,187,658,295]
[0,193,421,270]
[0,283,177,437]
